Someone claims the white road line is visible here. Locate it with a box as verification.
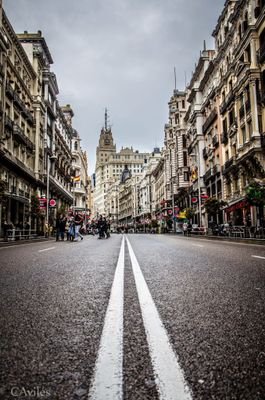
[192,244,204,248]
[252,255,265,260]
[38,247,56,253]
[126,237,192,400]
[88,236,125,400]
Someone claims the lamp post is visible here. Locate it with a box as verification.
[190,153,202,227]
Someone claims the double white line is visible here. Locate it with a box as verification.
[89,236,192,400]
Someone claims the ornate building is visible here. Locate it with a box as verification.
[0,6,89,236]
[94,110,150,216]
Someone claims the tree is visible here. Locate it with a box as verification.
[246,182,265,207]
[184,207,195,221]
[204,197,227,217]
[30,192,40,217]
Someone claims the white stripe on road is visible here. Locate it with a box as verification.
[126,237,192,400]
[88,236,125,400]
[192,244,204,248]
[252,255,265,260]
[38,247,56,253]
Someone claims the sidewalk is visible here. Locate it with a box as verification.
[167,233,265,246]
[0,236,54,248]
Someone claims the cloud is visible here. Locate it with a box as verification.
[4,0,225,171]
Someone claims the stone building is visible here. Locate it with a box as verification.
[212,0,265,226]
[0,5,89,236]
[94,110,149,216]
[0,12,41,234]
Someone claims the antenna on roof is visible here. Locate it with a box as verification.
[174,66,177,91]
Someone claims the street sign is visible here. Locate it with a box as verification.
[191,197,198,203]
[39,197,47,209]
[49,199,56,207]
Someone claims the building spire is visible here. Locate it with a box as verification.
[105,107,108,131]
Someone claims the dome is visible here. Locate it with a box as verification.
[120,165,131,183]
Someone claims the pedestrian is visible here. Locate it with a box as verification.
[65,219,70,241]
[187,222,192,237]
[97,215,105,239]
[56,215,66,241]
[183,222,188,236]
[3,220,8,241]
[74,212,84,241]
[69,217,75,241]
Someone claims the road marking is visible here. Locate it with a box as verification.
[38,247,56,253]
[192,244,204,248]
[126,237,192,400]
[89,236,124,400]
[252,255,265,260]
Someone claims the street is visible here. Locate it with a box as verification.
[0,235,265,400]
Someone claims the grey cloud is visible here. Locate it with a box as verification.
[4,0,224,170]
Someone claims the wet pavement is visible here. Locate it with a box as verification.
[0,234,264,399]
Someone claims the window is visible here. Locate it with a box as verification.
[183,152,188,167]
[242,125,246,143]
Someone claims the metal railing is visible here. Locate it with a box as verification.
[5,229,38,241]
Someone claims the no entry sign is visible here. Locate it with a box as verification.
[49,199,56,207]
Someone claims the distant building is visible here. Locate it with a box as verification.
[94,110,150,215]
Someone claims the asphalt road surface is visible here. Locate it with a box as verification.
[0,234,264,400]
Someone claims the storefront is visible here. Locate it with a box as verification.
[225,199,251,226]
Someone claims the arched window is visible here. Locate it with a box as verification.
[74,141,78,151]
[243,12,248,32]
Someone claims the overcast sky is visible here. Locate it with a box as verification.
[5,0,224,173]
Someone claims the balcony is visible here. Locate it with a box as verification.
[212,134,219,147]
[203,168,213,182]
[5,115,13,131]
[213,164,221,175]
[221,132,228,145]
[13,124,28,146]
[6,83,14,99]
[22,108,35,125]
[13,92,24,111]
[203,147,209,159]
[202,108,217,134]
[223,156,236,174]
[25,137,35,153]
[219,91,235,115]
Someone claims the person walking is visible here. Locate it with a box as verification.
[69,217,75,241]
[97,215,104,239]
[187,222,192,237]
[74,212,84,241]
[56,215,66,241]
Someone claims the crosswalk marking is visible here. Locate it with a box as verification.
[88,236,125,400]
[126,236,192,400]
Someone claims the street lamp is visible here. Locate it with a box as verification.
[190,153,202,227]
[45,152,56,235]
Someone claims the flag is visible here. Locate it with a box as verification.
[72,175,80,182]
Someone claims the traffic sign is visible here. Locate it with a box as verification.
[49,199,56,207]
